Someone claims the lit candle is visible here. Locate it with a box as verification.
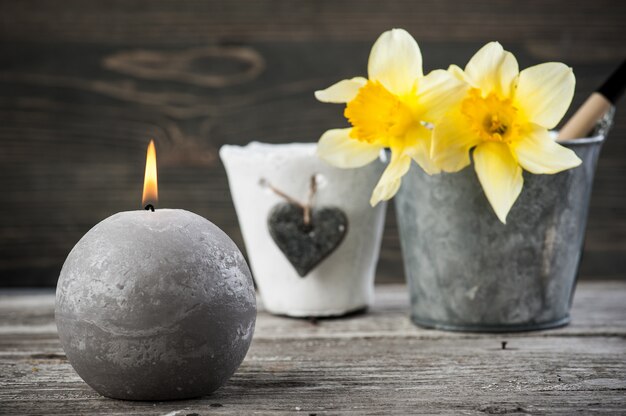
[55,140,256,401]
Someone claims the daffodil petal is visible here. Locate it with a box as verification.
[370,151,411,206]
[514,62,575,129]
[464,42,519,97]
[511,124,582,174]
[473,142,523,224]
[317,128,381,168]
[368,28,422,96]
[314,77,368,103]
[418,69,469,123]
[448,64,469,83]
[404,126,441,175]
[431,112,481,172]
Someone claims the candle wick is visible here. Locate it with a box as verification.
[144,204,155,212]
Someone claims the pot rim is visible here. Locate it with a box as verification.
[219,141,318,161]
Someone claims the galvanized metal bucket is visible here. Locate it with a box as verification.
[394,136,605,332]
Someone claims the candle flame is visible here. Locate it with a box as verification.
[142,140,158,208]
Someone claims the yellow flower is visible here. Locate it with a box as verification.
[315,28,466,206]
[431,42,582,223]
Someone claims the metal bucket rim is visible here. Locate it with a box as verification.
[557,134,605,146]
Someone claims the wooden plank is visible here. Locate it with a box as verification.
[2,282,626,338]
[1,336,625,415]
[0,282,625,414]
[0,1,625,286]
[0,0,624,49]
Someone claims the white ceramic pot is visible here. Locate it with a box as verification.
[220,142,387,317]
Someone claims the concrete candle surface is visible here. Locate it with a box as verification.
[55,209,256,401]
[220,142,386,317]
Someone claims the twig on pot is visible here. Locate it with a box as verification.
[259,175,318,226]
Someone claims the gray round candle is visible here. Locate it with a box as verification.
[55,209,256,401]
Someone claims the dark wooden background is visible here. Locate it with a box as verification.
[0,0,624,286]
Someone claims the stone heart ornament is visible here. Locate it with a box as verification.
[261,175,349,277]
[268,202,348,277]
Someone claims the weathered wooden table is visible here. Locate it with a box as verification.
[1,282,625,415]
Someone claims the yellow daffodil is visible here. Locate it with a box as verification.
[431,42,582,223]
[315,28,466,206]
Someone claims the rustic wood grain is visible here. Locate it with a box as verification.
[0,1,625,286]
[0,282,625,415]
